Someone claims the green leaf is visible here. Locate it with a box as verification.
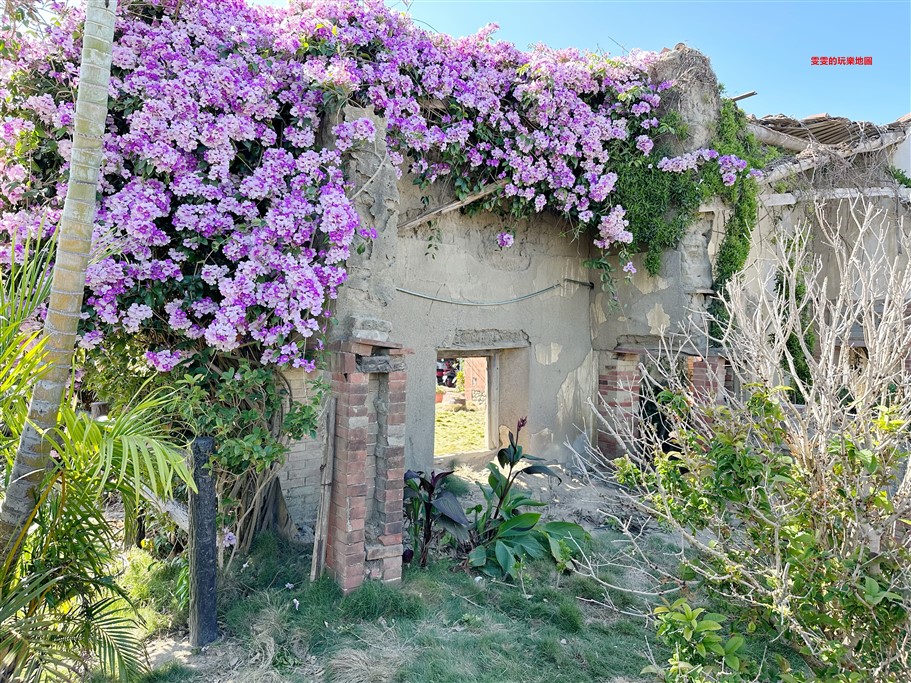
[468,546,487,567]
[496,512,541,537]
[541,521,589,546]
[517,464,562,481]
[495,540,516,577]
[432,490,469,527]
[725,635,744,654]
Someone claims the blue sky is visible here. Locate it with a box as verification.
[253,0,911,124]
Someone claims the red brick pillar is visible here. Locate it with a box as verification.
[327,350,368,593]
[597,350,641,459]
[687,355,725,402]
[365,370,405,583]
[326,340,408,594]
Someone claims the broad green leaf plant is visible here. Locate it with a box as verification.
[466,419,589,578]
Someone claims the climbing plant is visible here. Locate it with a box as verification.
[0,0,764,541]
[703,100,781,332]
[0,0,759,372]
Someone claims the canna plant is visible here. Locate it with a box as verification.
[466,419,588,578]
[403,469,469,567]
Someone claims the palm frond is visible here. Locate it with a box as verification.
[81,596,147,682]
[49,388,194,502]
[0,571,81,683]
[0,233,54,324]
[0,235,52,456]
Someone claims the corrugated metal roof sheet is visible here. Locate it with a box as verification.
[753,113,910,148]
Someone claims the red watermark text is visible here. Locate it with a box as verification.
[811,56,873,66]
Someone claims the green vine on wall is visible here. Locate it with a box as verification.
[706,101,782,330]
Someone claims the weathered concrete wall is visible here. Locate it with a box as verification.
[335,141,597,469]
[590,208,722,353]
[388,195,596,470]
[743,195,911,302]
[595,46,724,355]
[277,47,910,543]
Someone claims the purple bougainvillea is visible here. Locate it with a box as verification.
[0,0,754,371]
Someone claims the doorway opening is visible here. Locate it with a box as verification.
[433,353,496,457]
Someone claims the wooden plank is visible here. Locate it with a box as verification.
[398,180,507,231]
[310,397,338,582]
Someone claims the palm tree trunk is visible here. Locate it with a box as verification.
[0,0,118,555]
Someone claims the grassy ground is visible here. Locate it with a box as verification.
[434,406,486,456]
[104,461,813,683]
[124,528,670,683]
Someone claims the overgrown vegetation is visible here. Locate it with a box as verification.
[465,420,589,578]
[173,361,325,561]
[705,100,781,330]
[585,202,911,681]
[128,531,678,683]
[0,244,192,681]
[775,248,816,401]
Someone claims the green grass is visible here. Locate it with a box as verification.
[89,662,195,683]
[139,530,811,682]
[139,664,195,683]
[435,406,486,456]
[140,532,665,683]
[121,548,187,635]
[440,474,471,498]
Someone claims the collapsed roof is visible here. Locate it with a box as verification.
[753,112,911,148]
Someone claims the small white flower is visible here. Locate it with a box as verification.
[241,561,250,572]
[293,598,300,611]
[285,583,295,590]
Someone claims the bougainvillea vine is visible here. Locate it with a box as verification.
[0,0,756,372]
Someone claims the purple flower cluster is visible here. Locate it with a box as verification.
[0,0,756,371]
[594,206,632,249]
[657,148,754,186]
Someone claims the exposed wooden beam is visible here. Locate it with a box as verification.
[759,130,908,185]
[761,186,911,207]
[398,180,508,231]
[730,90,757,102]
[747,123,809,153]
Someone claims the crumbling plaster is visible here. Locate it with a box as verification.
[280,45,905,535]
[335,124,599,468]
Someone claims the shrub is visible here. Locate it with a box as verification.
[403,469,470,567]
[583,200,911,681]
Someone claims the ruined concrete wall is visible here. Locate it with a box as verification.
[387,189,596,469]
[649,45,721,155]
[594,46,724,355]
[279,102,598,537]
[743,195,911,302]
[335,154,597,469]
